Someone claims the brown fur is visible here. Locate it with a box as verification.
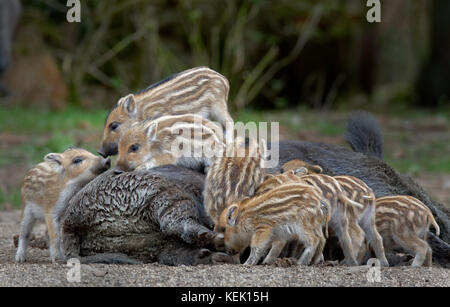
[256,170,304,195]
[16,148,110,263]
[375,195,440,267]
[217,183,329,265]
[280,159,389,266]
[332,175,389,266]
[257,171,365,265]
[203,138,267,226]
[115,114,225,173]
[99,67,233,157]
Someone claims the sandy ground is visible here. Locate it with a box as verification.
[0,211,449,287]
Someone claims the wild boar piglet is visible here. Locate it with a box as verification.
[204,137,267,226]
[375,195,440,267]
[281,159,389,266]
[16,148,110,263]
[217,183,330,266]
[114,114,225,173]
[99,66,233,157]
[257,168,365,265]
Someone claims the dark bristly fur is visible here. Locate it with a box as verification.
[267,141,450,245]
[345,111,384,160]
[61,166,233,265]
[61,141,450,266]
[59,112,450,267]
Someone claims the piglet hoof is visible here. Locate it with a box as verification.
[380,259,390,267]
[15,251,26,263]
[340,259,358,266]
[198,248,212,259]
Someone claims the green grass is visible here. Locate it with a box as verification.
[0,188,21,210]
[235,107,345,136]
[235,107,450,176]
[386,141,450,174]
[0,105,108,133]
[0,105,109,166]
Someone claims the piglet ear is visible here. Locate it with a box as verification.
[311,165,323,174]
[263,173,275,180]
[118,94,137,117]
[44,153,62,165]
[146,122,158,142]
[227,204,238,227]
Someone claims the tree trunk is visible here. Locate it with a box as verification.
[417,0,450,107]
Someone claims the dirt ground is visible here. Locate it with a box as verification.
[1,211,448,287]
[1,112,449,286]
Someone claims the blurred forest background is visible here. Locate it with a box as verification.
[0,0,449,209]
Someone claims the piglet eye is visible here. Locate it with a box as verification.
[72,157,83,164]
[110,122,119,131]
[129,144,140,153]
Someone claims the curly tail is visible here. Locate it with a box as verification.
[338,194,364,209]
[429,213,441,236]
[345,111,384,160]
[320,200,330,238]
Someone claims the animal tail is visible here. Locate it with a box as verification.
[429,212,441,236]
[320,200,330,238]
[339,194,364,209]
[345,111,384,160]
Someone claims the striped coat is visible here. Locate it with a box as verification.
[115,114,225,172]
[375,195,440,267]
[100,66,233,157]
[217,183,329,265]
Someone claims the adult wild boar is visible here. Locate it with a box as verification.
[60,112,450,267]
[0,0,21,96]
